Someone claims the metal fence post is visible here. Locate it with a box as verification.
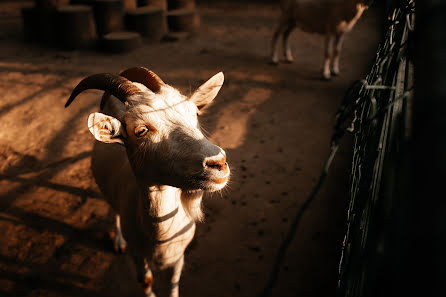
[411,1,446,296]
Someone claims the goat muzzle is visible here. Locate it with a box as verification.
[205,158,228,172]
[203,154,230,188]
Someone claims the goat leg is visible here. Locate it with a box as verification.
[136,257,156,297]
[168,255,184,297]
[282,22,296,63]
[271,18,288,64]
[143,268,155,297]
[113,214,127,253]
[332,32,345,76]
[323,33,335,80]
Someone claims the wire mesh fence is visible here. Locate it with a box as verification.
[335,1,415,296]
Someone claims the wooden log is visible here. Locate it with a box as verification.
[69,0,93,5]
[35,0,70,8]
[100,31,142,52]
[125,6,165,41]
[162,31,191,42]
[21,6,57,44]
[56,5,96,49]
[73,0,136,9]
[167,8,199,32]
[122,0,137,11]
[137,0,168,36]
[138,0,167,10]
[92,0,124,36]
[35,0,54,8]
[167,0,195,10]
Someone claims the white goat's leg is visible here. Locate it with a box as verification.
[136,257,156,297]
[114,214,127,253]
[282,23,296,63]
[168,256,184,297]
[332,33,345,76]
[323,33,335,80]
[271,18,287,64]
[147,256,184,297]
[143,268,156,297]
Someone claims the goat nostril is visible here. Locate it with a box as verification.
[205,159,227,171]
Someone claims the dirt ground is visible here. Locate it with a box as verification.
[0,1,384,297]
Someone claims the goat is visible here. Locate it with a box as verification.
[65,67,230,297]
[271,0,370,80]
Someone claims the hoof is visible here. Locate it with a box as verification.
[284,57,294,64]
[114,234,127,253]
[322,72,332,81]
[141,269,155,297]
[269,60,279,66]
[332,69,340,76]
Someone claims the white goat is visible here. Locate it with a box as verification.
[271,0,370,79]
[65,67,230,297]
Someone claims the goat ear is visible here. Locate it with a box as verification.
[88,113,125,145]
[190,72,224,111]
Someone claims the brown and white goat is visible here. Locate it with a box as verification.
[271,0,370,79]
[65,67,230,297]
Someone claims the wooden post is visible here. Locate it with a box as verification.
[56,5,96,49]
[92,0,124,36]
[167,7,199,32]
[137,0,168,36]
[125,6,165,41]
[167,0,195,10]
[139,0,167,10]
[122,0,137,11]
[34,0,70,8]
[100,31,142,52]
[166,0,198,34]
[70,0,93,5]
[22,7,57,44]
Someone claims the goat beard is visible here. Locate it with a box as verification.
[181,190,204,222]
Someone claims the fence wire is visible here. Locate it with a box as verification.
[336,1,415,297]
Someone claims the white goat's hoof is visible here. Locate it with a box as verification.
[322,72,332,80]
[332,68,340,76]
[284,55,294,63]
[114,234,127,253]
[270,56,279,65]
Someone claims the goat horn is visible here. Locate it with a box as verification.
[119,67,165,92]
[65,73,142,108]
[100,67,165,109]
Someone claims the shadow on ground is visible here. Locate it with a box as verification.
[0,1,384,297]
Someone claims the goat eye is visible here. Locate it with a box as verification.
[134,125,149,137]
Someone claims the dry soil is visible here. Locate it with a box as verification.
[0,1,383,297]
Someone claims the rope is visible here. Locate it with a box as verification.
[259,4,415,296]
[258,74,411,297]
[259,143,339,297]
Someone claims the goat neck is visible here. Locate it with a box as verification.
[136,185,197,265]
